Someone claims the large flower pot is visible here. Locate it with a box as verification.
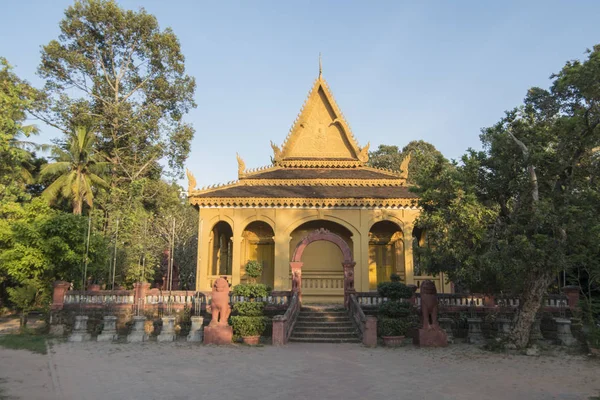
[242,335,261,345]
[382,336,405,347]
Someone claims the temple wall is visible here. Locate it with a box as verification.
[195,207,451,299]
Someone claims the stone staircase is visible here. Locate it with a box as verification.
[289,306,360,343]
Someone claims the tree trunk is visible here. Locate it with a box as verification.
[509,269,554,348]
[20,310,27,329]
[73,199,82,215]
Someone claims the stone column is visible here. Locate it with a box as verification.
[68,315,91,342]
[403,232,415,285]
[231,223,243,286]
[51,281,71,311]
[187,316,204,342]
[97,316,118,342]
[343,261,356,308]
[157,316,176,342]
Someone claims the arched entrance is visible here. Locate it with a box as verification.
[241,221,275,287]
[368,221,404,289]
[290,228,355,306]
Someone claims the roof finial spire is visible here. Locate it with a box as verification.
[319,52,322,78]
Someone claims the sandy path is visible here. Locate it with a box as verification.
[1,342,599,400]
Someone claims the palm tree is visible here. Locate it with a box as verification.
[40,126,109,214]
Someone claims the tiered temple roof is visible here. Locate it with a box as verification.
[188,72,417,208]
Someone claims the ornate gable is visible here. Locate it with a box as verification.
[271,75,369,167]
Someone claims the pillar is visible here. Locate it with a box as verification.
[197,215,211,291]
[562,286,580,311]
[231,224,243,286]
[133,282,150,314]
[273,233,290,291]
[404,232,415,285]
[51,281,71,311]
[363,316,378,347]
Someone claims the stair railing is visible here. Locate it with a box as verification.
[347,293,366,339]
[272,291,301,345]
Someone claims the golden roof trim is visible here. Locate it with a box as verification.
[240,178,406,187]
[189,196,418,208]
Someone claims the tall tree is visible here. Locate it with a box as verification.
[368,141,446,184]
[40,126,109,214]
[0,58,42,203]
[36,0,196,183]
[415,45,600,348]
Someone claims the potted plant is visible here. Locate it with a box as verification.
[230,260,271,345]
[377,274,416,347]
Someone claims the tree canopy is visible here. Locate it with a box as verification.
[415,45,600,347]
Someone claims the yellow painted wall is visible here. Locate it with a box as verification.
[194,206,452,298]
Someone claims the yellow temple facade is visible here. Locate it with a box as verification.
[188,71,452,303]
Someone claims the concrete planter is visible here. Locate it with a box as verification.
[187,316,204,342]
[127,316,149,343]
[554,318,577,346]
[97,315,118,342]
[68,315,91,342]
[157,316,176,342]
[467,318,484,344]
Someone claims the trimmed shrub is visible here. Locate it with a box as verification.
[233,302,265,317]
[230,316,269,337]
[232,283,270,298]
[377,281,413,300]
[245,260,263,280]
[378,317,412,337]
[378,301,412,318]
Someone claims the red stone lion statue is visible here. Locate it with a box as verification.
[210,277,231,326]
[420,280,439,330]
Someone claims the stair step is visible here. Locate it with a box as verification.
[297,316,350,322]
[289,337,361,343]
[291,331,358,339]
[294,321,354,327]
[293,327,356,333]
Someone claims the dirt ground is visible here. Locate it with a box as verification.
[0,341,598,400]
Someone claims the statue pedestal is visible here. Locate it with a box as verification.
[69,315,91,342]
[413,327,448,347]
[97,316,118,342]
[204,324,233,345]
[187,316,204,342]
[127,316,149,343]
[157,316,176,342]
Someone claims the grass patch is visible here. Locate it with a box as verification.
[0,333,48,355]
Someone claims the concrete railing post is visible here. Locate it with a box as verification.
[363,316,378,347]
[562,286,580,311]
[51,281,71,311]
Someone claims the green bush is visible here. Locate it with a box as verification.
[378,318,411,336]
[377,281,413,300]
[378,301,412,318]
[233,301,265,317]
[390,273,402,282]
[230,316,269,337]
[245,260,263,280]
[232,283,271,298]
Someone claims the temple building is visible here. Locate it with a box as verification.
[188,69,452,303]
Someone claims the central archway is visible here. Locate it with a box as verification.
[290,228,355,306]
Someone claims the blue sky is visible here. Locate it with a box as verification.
[1,1,599,187]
